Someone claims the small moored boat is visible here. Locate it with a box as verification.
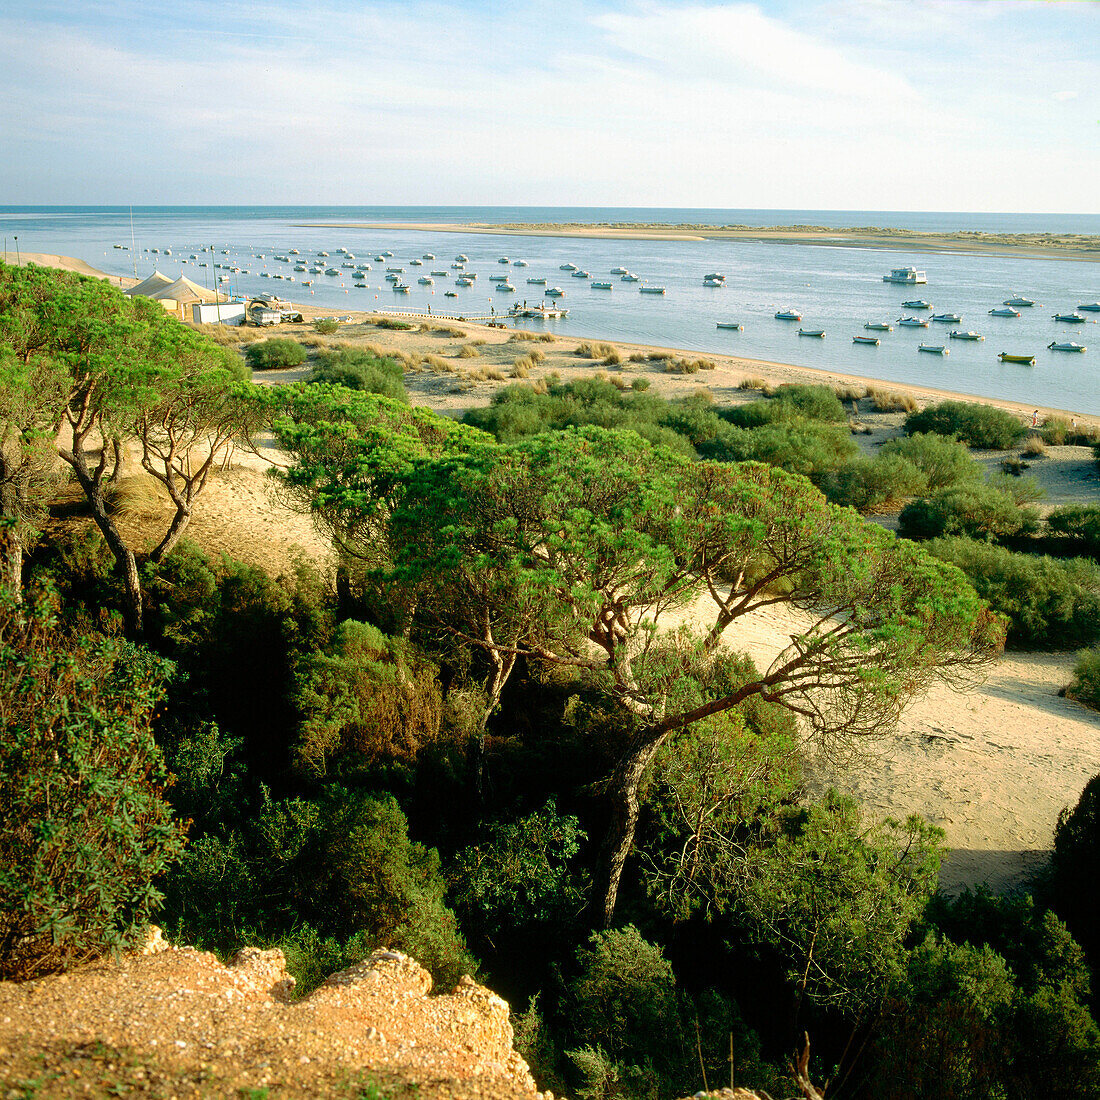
[798,328,825,338]
[572,270,590,278]
[1078,303,1100,312]
[775,310,801,321]
[610,267,628,275]
[1004,297,1036,307]
[852,335,880,345]
[527,277,547,285]
[1048,341,1087,352]
[498,257,510,264]
[640,286,666,294]
[932,313,961,323]
[560,263,577,271]
[998,352,1035,364]
[418,276,434,285]
[545,287,565,297]
[423,253,435,260]
[591,281,613,290]
[989,307,1021,317]
[864,322,892,331]
[620,273,640,282]
[1053,312,1086,323]
[902,299,932,310]
[455,254,468,262]
[898,316,930,327]
[918,344,948,354]
[716,322,743,331]
[495,282,516,292]
[444,291,457,297]
[949,331,984,341]
[883,266,927,284]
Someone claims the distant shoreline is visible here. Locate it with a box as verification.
[294,222,1100,262]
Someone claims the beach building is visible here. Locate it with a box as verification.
[127,271,227,320]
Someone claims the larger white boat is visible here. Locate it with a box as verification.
[883,266,927,284]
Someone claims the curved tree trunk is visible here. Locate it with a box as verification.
[592,728,671,927]
[149,504,191,563]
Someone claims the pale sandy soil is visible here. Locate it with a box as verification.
[26,250,1100,899]
[296,223,1100,261]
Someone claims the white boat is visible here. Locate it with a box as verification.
[898,316,930,327]
[451,262,465,269]
[989,307,1021,317]
[591,281,613,290]
[717,322,743,331]
[610,267,628,275]
[386,266,405,273]
[498,257,510,264]
[852,335,879,345]
[864,321,893,331]
[560,263,577,271]
[294,264,307,272]
[514,260,528,267]
[572,270,590,278]
[431,270,447,276]
[1004,297,1036,307]
[1053,312,1087,323]
[375,255,386,262]
[455,254,468,262]
[527,277,547,285]
[495,282,516,292]
[918,344,948,354]
[383,250,394,257]
[775,310,801,321]
[418,276,434,285]
[489,274,510,281]
[545,287,565,297]
[422,253,435,260]
[703,277,725,287]
[324,268,340,276]
[640,286,666,294]
[883,266,927,284]
[620,273,640,282]
[931,313,961,323]
[289,249,299,255]
[704,272,726,282]
[949,331,984,341]
[410,259,423,266]
[385,273,400,282]
[393,284,410,293]
[902,299,933,310]
[456,278,474,286]
[1049,341,1087,352]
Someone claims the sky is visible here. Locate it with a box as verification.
[2,0,1097,212]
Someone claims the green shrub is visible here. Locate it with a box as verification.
[373,317,414,331]
[703,418,858,482]
[0,592,186,980]
[820,453,928,511]
[904,400,1026,449]
[1041,417,1071,445]
[1068,648,1100,709]
[925,537,1100,648]
[1048,505,1100,558]
[244,337,307,370]
[881,432,981,490]
[308,347,407,402]
[312,318,340,335]
[899,483,1040,542]
[1050,774,1100,965]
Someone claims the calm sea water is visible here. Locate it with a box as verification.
[3,206,1099,414]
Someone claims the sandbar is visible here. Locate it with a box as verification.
[295,222,1100,262]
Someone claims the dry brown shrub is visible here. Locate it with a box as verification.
[1022,436,1047,457]
[530,378,549,395]
[510,363,530,379]
[458,343,482,359]
[509,330,541,342]
[738,376,767,390]
[628,352,648,363]
[423,354,453,372]
[513,354,540,373]
[608,375,628,390]
[602,349,623,366]
[485,368,505,381]
[647,349,674,361]
[834,384,866,402]
[867,387,917,413]
[526,347,547,364]
[664,358,700,374]
[105,474,170,520]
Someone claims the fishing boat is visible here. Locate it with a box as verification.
[902,299,933,310]
[883,266,927,284]
[499,257,510,264]
[591,282,613,290]
[514,260,528,267]
[610,267,629,275]
[431,270,447,276]
[572,270,590,278]
[640,286,666,294]
[919,344,948,354]
[852,335,880,345]
[418,276,434,285]
[716,322,743,331]
[455,254,468,262]
[544,287,565,297]
[949,331,984,341]
[560,263,577,271]
[1048,341,1087,352]
[1004,297,1036,307]
[703,277,725,287]
[998,352,1035,364]
[527,277,547,285]
[775,310,801,321]
[989,307,1021,317]
[864,322,893,331]
[444,291,458,297]
[495,282,516,292]
[456,278,474,286]
[897,317,930,327]
[423,253,435,260]
[489,274,510,281]
[385,274,400,282]
[798,328,825,338]
[1053,312,1086,323]
[621,273,641,282]
[1078,303,1100,312]
[932,313,962,323]
[393,284,411,293]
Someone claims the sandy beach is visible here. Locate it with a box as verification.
[295,223,1100,262]
[25,249,1100,897]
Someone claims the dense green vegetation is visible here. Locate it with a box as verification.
[5,264,1100,1097]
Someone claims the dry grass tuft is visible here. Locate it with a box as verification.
[423,354,454,373]
[576,341,619,360]
[510,362,531,379]
[105,474,170,520]
[664,358,700,374]
[834,384,867,402]
[738,376,767,390]
[485,368,505,381]
[457,343,482,359]
[628,352,648,363]
[867,387,917,413]
[192,322,248,346]
[513,354,541,374]
[1022,436,1047,457]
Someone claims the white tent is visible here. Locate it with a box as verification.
[150,275,223,306]
[126,269,176,297]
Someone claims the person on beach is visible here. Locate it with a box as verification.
[1032,410,1038,427]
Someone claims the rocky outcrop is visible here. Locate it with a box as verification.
[0,930,537,1099]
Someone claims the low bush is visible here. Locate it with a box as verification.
[244,338,307,370]
[866,387,917,413]
[899,483,1040,543]
[1047,505,1100,558]
[308,347,407,402]
[819,453,928,511]
[904,400,1026,449]
[881,432,981,490]
[704,418,859,482]
[373,317,414,331]
[312,318,340,336]
[926,537,1100,648]
[1068,649,1100,710]
[457,343,481,358]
